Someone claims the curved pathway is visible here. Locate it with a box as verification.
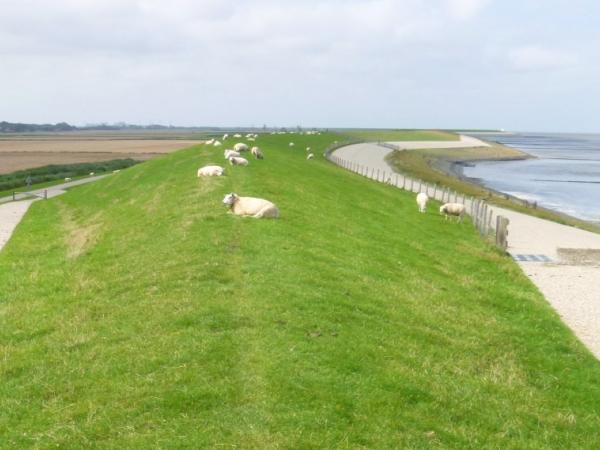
[333,139,600,359]
[0,175,107,251]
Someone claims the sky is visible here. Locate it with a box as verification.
[1,0,599,132]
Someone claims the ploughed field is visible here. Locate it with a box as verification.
[1,133,600,448]
[0,138,200,173]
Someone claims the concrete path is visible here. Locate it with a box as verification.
[0,175,107,251]
[333,140,600,359]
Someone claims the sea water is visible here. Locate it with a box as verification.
[463,133,600,223]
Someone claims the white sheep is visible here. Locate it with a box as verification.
[197,165,225,177]
[416,192,429,213]
[222,133,229,140]
[440,203,466,222]
[233,133,242,138]
[89,172,95,176]
[222,193,279,219]
[206,138,215,145]
[247,137,255,142]
[289,142,295,147]
[229,156,249,166]
[306,146,311,152]
[224,149,241,159]
[64,177,72,182]
[307,153,314,160]
[234,142,249,152]
[112,169,121,173]
[213,140,222,147]
[246,133,253,138]
[251,146,264,159]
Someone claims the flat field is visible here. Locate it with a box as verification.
[0,138,200,174]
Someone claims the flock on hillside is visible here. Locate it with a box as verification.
[197,132,467,222]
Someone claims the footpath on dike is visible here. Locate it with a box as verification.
[334,138,600,359]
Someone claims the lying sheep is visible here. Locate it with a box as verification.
[224,149,241,159]
[251,146,264,159]
[229,156,249,166]
[206,138,215,145]
[440,203,466,222]
[307,153,314,160]
[416,192,428,213]
[89,172,95,176]
[197,165,224,177]
[234,142,249,152]
[213,140,222,147]
[112,169,121,173]
[64,177,72,182]
[247,137,255,142]
[289,142,295,147]
[223,193,279,219]
[233,133,242,138]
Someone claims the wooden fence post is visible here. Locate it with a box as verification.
[496,216,509,250]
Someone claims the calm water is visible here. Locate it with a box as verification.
[463,133,600,222]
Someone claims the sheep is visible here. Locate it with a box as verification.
[222,193,279,219]
[222,133,229,140]
[64,177,72,182]
[224,149,241,159]
[251,146,264,159]
[112,169,121,173]
[89,172,95,176]
[289,142,295,147]
[307,153,314,160]
[213,140,222,147]
[246,133,253,138]
[247,137,255,142]
[197,165,225,177]
[206,138,215,145]
[306,146,311,152]
[229,156,249,166]
[233,133,242,138]
[440,203,466,222]
[234,142,249,152]
[416,192,429,213]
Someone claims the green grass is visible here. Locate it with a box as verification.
[386,146,600,234]
[339,129,459,142]
[1,133,600,448]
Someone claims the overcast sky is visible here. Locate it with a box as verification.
[1,0,598,131]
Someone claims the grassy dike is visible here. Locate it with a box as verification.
[1,133,600,448]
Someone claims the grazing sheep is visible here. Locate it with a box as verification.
[64,177,72,182]
[229,156,249,166]
[307,153,314,160]
[289,142,295,147]
[206,138,215,145]
[416,192,429,213]
[223,193,279,219]
[197,165,225,177]
[222,133,229,140]
[440,203,466,222]
[251,146,264,159]
[224,149,241,159]
[234,142,249,152]
[246,133,253,138]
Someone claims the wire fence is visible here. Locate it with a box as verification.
[324,143,509,250]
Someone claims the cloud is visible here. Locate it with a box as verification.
[508,45,578,71]
[445,0,490,20]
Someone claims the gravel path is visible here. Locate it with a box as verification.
[0,175,107,251]
[333,139,600,359]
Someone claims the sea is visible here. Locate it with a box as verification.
[462,132,600,223]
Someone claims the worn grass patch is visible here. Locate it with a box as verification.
[1,133,600,448]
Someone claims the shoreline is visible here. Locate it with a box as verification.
[431,145,600,228]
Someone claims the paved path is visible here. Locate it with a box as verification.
[0,175,107,251]
[333,140,600,359]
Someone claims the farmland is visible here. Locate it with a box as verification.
[0,134,201,174]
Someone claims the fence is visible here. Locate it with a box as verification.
[324,144,509,250]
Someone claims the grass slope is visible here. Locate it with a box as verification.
[1,134,600,448]
[339,129,458,142]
